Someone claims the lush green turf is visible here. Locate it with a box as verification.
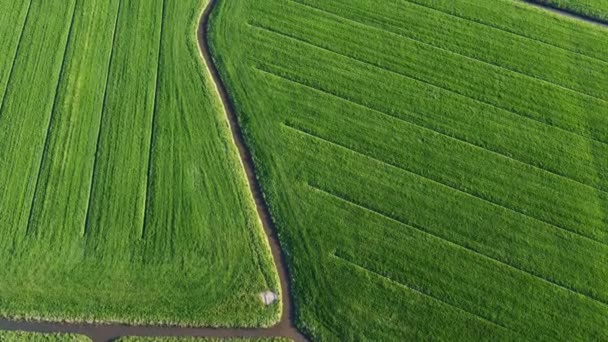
[117,338,289,342]
[532,0,608,21]
[0,331,89,342]
[0,0,278,326]
[209,0,608,340]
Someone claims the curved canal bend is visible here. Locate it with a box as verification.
[0,0,604,341]
[0,0,306,341]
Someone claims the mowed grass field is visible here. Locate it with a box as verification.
[209,0,608,340]
[0,0,279,326]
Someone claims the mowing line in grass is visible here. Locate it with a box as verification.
[250,20,608,239]
[0,0,32,115]
[285,109,608,248]
[251,42,608,191]
[252,2,608,145]
[400,0,608,63]
[25,0,79,236]
[330,252,519,335]
[84,0,164,255]
[307,180,608,307]
[26,0,122,241]
[321,191,607,339]
[281,87,608,198]
[269,1,607,103]
[82,0,123,237]
[287,0,608,102]
[271,72,605,197]
[292,125,608,311]
[141,0,167,239]
[283,87,608,236]
[302,166,606,340]
[256,65,608,195]
[253,24,608,147]
[0,0,77,242]
[287,123,607,246]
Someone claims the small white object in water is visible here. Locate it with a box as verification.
[260,291,278,305]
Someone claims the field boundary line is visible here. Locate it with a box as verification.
[330,252,522,336]
[284,122,608,248]
[82,0,124,238]
[256,64,608,197]
[25,0,80,237]
[274,1,608,103]
[141,0,167,240]
[251,21,608,148]
[307,182,608,310]
[0,0,33,121]
[396,0,608,65]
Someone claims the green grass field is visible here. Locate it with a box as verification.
[532,0,608,21]
[209,0,608,340]
[1,0,607,340]
[117,338,289,342]
[0,0,278,327]
[0,331,89,342]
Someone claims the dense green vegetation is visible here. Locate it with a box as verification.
[209,0,608,340]
[0,0,278,326]
[117,337,289,342]
[0,331,89,341]
[532,0,608,21]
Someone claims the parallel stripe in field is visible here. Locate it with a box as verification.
[286,0,608,65]
[82,0,123,237]
[141,0,167,239]
[252,22,608,148]
[0,0,33,120]
[286,122,608,248]
[25,0,80,236]
[273,0,608,103]
[330,253,523,337]
[306,181,608,309]
[255,65,608,200]
[397,0,608,64]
